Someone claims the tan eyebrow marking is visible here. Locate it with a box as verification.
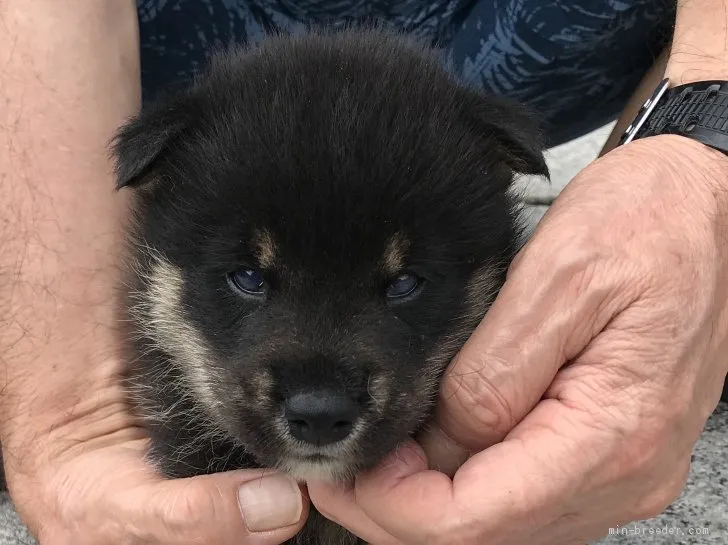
[252,228,277,268]
[381,231,410,275]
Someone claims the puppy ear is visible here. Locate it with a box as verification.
[460,90,549,179]
[111,100,191,190]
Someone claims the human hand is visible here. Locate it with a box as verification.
[306,135,728,544]
[1,360,308,545]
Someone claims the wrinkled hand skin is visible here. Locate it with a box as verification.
[0,361,309,545]
[307,135,728,545]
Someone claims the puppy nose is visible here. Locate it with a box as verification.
[284,390,358,446]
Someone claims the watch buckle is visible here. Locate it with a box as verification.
[619,78,671,145]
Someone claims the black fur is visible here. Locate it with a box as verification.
[113,28,548,545]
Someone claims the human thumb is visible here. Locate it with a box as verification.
[140,469,308,545]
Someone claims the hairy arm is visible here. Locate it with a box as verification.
[667,0,728,83]
[0,1,141,485]
[602,0,728,154]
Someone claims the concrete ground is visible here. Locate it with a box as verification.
[1,123,726,543]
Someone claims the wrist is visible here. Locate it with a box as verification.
[666,0,728,85]
[665,60,728,87]
[614,135,728,202]
[0,221,131,449]
[0,356,144,489]
[646,134,728,180]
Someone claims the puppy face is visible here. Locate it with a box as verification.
[115,29,547,481]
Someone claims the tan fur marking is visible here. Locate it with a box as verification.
[423,261,505,389]
[463,262,503,324]
[248,367,275,409]
[248,367,274,394]
[366,372,391,416]
[381,231,410,275]
[253,229,277,268]
[129,251,225,420]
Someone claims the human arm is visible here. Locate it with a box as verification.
[0,3,306,543]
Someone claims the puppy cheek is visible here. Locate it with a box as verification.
[379,360,444,432]
[365,372,393,416]
[135,254,230,420]
[246,365,277,407]
[416,325,479,412]
[463,262,505,325]
[421,262,505,388]
[235,366,279,431]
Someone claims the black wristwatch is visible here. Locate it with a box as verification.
[619,78,728,154]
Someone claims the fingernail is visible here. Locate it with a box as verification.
[238,474,303,532]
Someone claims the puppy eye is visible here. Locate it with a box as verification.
[229,268,266,295]
[385,272,421,299]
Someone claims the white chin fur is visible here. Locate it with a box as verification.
[280,457,354,482]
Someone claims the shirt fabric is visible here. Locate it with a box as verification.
[136,0,674,145]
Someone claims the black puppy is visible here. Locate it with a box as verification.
[114,28,548,544]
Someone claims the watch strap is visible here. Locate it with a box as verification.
[619,78,728,154]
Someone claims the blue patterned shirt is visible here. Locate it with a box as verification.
[136,0,674,144]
